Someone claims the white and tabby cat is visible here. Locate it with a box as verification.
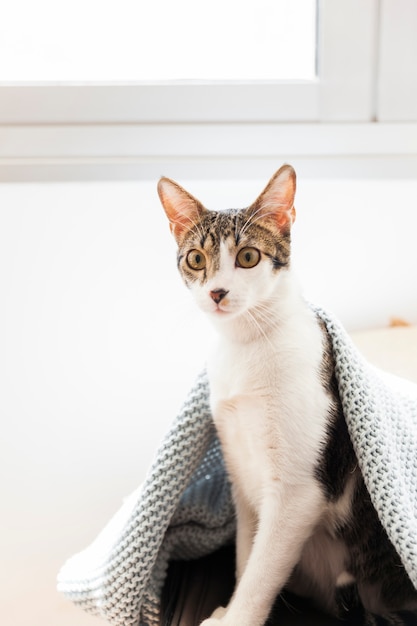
[158,165,417,626]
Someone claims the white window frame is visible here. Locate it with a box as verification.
[0,1,377,124]
[377,0,417,122]
[1,0,417,181]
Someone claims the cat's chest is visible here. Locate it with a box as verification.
[207,327,314,408]
[207,324,329,501]
[208,341,289,482]
[208,339,274,401]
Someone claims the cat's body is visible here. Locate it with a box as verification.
[158,165,417,626]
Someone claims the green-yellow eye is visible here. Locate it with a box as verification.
[236,247,261,268]
[186,249,206,270]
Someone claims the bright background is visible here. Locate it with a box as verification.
[1,176,417,624]
[0,0,316,81]
[1,1,417,625]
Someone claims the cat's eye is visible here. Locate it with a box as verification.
[186,249,206,271]
[236,247,261,269]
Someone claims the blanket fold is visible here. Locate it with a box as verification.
[57,307,417,626]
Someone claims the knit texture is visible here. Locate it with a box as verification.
[57,307,417,625]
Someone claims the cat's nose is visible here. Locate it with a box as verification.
[209,288,229,304]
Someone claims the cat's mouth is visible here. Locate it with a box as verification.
[207,295,247,319]
[204,299,231,316]
[213,307,229,316]
[210,301,239,318]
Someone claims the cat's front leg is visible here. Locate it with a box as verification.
[200,496,254,626]
[202,483,325,626]
[234,489,256,581]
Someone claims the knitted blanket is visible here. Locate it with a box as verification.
[57,307,417,626]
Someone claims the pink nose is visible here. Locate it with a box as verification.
[210,289,229,304]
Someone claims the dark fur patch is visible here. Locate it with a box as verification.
[314,318,357,501]
[314,317,417,612]
[335,582,361,615]
[341,478,417,611]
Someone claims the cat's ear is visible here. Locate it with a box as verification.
[250,164,296,231]
[158,177,206,242]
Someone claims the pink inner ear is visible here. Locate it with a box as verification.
[158,177,203,240]
[258,165,296,231]
[168,199,202,239]
[276,205,296,229]
[165,207,191,240]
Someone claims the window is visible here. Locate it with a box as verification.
[0,0,376,124]
[1,0,416,181]
[0,0,316,82]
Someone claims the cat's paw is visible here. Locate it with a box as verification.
[200,606,227,624]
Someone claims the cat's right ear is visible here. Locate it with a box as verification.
[157,177,205,243]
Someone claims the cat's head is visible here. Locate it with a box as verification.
[158,164,296,324]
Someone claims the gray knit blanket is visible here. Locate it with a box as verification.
[57,307,417,625]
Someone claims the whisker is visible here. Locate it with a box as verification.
[246,310,276,351]
[238,206,265,239]
[176,211,205,242]
[238,207,279,240]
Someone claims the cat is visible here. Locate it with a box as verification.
[158,164,417,626]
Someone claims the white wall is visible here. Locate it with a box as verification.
[1,176,417,624]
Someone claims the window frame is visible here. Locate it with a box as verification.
[2,0,417,182]
[0,0,378,124]
[377,0,417,122]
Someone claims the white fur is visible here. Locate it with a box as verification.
[158,169,411,623]
[197,253,347,626]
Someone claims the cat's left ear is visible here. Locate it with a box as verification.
[158,177,206,243]
[250,164,296,231]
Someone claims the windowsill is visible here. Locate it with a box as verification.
[1,122,417,182]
